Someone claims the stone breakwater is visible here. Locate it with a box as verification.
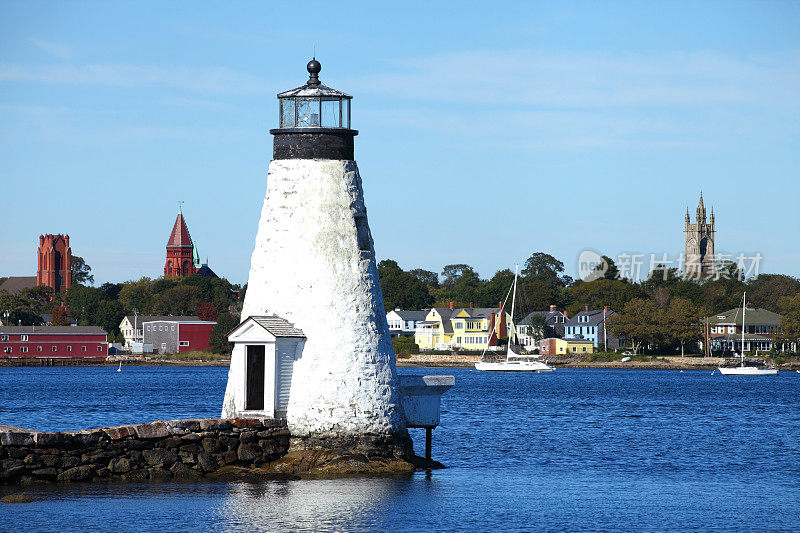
[1,419,420,485]
[0,418,289,485]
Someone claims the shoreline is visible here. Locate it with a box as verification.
[2,357,798,371]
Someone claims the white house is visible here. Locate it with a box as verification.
[386,309,428,337]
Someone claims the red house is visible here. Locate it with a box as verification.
[0,326,108,359]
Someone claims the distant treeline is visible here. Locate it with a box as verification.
[378,252,800,353]
[0,259,243,353]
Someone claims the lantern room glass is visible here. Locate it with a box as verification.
[278,97,352,129]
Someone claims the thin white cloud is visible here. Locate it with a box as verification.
[30,38,73,58]
[347,49,800,108]
[0,63,273,95]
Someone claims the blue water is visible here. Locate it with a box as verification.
[1,366,799,532]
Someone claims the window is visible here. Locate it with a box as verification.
[20,346,28,353]
[67,346,72,352]
[582,347,587,352]
[179,341,189,347]
[159,325,164,331]
[81,346,87,352]
[21,335,28,341]
[97,346,103,352]
[52,346,57,352]
[3,347,11,354]
[37,346,42,352]
[1,335,7,341]
[171,326,175,331]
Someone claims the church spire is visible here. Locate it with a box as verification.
[696,192,706,223]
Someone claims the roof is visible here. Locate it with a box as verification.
[250,316,305,338]
[167,213,194,248]
[196,264,218,278]
[708,307,780,327]
[40,313,78,326]
[122,315,202,327]
[389,309,428,322]
[277,83,351,99]
[0,276,38,294]
[0,326,107,335]
[519,310,565,326]
[564,309,616,327]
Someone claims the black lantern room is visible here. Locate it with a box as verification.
[270,59,358,160]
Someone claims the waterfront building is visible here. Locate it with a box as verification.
[515,305,567,349]
[119,315,204,348]
[707,304,782,353]
[684,193,716,279]
[539,337,594,356]
[563,306,620,349]
[386,309,428,337]
[223,58,407,443]
[164,206,200,278]
[141,318,216,354]
[414,303,512,351]
[0,325,108,358]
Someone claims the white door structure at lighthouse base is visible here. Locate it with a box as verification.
[221,316,306,420]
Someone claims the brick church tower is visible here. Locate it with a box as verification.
[684,193,715,279]
[37,234,72,294]
[164,207,199,277]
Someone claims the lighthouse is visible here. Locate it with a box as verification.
[222,59,408,452]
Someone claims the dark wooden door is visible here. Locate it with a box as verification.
[246,345,265,410]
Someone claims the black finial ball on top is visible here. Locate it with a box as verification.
[307,58,321,85]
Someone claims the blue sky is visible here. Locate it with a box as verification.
[1,1,798,285]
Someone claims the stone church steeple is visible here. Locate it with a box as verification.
[684,193,715,279]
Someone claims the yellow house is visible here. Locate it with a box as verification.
[414,305,512,351]
[540,337,594,355]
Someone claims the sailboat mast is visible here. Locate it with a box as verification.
[506,265,519,363]
[741,292,746,363]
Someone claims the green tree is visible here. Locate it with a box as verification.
[152,285,203,315]
[477,269,514,309]
[598,255,620,280]
[665,297,701,356]
[607,298,663,354]
[777,293,800,352]
[747,274,800,311]
[118,278,155,314]
[378,260,434,311]
[566,279,645,316]
[95,300,126,336]
[63,285,105,325]
[450,266,482,307]
[209,312,239,354]
[521,252,572,288]
[441,264,473,290]
[409,268,439,288]
[71,256,94,285]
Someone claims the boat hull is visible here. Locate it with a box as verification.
[474,361,554,372]
[717,366,778,376]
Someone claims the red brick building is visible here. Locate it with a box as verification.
[0,326,108,359]
[164,208,199,278]
[37,234,72,294]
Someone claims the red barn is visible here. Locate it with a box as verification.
[0,326,108,359]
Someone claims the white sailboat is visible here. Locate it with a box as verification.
[475,265,555,373]
[718,292,778,376]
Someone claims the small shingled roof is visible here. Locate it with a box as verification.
[250,316,305,338]
[167,213,194,248]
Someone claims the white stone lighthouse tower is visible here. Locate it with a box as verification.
[223,59,407,447]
